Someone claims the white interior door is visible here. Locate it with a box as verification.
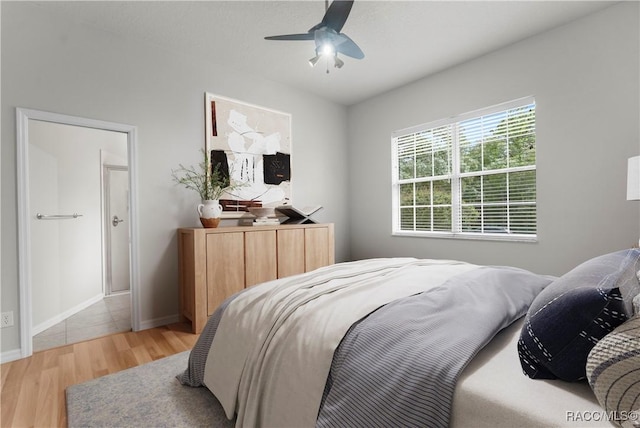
[105,166,130,295]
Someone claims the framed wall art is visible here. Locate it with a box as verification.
[204,92,292,217]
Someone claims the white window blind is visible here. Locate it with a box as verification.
[392,97,536,240]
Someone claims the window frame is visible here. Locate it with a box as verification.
[391,97,537,242]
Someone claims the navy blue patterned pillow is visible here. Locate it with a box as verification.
[518,249,640,381]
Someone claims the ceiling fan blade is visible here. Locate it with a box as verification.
[265,33,314,41]
[332,33,364,59]
[311,0,354,33]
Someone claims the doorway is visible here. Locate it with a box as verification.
[16,108,140,358]
[104,165,130,296]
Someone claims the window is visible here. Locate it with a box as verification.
[392,97,536,241]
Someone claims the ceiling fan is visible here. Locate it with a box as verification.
[264,0,364,72]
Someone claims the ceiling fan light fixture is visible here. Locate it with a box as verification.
[309,54,321,67]
[320,42,335,57]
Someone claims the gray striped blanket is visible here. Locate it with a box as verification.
[178,258,551,427]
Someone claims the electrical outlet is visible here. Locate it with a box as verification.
[1,311,14,328]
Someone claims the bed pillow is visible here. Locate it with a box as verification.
[518,248,640,381]
[586,316,640,427]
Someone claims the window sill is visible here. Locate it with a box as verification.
[392,230,538,243]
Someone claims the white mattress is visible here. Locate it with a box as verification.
[451,318,613,427]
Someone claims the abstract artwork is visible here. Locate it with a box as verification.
[204,92,292,215]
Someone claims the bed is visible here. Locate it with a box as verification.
[178,249,640,428]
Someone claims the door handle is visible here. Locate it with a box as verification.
[112,215,124,227]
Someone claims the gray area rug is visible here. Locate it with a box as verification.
[66,351,234,427]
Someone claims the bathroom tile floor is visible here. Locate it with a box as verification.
[32,293,131,352]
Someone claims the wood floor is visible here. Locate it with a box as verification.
[0,322,199,428]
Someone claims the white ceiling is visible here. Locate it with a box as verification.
[29,0,616,106]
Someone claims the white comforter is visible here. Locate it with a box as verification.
[203,258,478,427]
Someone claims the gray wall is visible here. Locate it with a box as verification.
[1,2,349,355]
[347,2,639,276]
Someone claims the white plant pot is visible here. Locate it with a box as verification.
[197,199,223,228]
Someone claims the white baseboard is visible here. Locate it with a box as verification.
[137,313,180,331]
[32,293,104,335]
[0,348,23,364]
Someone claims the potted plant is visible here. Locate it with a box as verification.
[172,149,239,228]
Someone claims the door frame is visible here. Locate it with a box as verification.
[103,164,129,296]
[16,108,141,358]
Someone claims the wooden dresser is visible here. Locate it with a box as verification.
[178,223,335,333]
